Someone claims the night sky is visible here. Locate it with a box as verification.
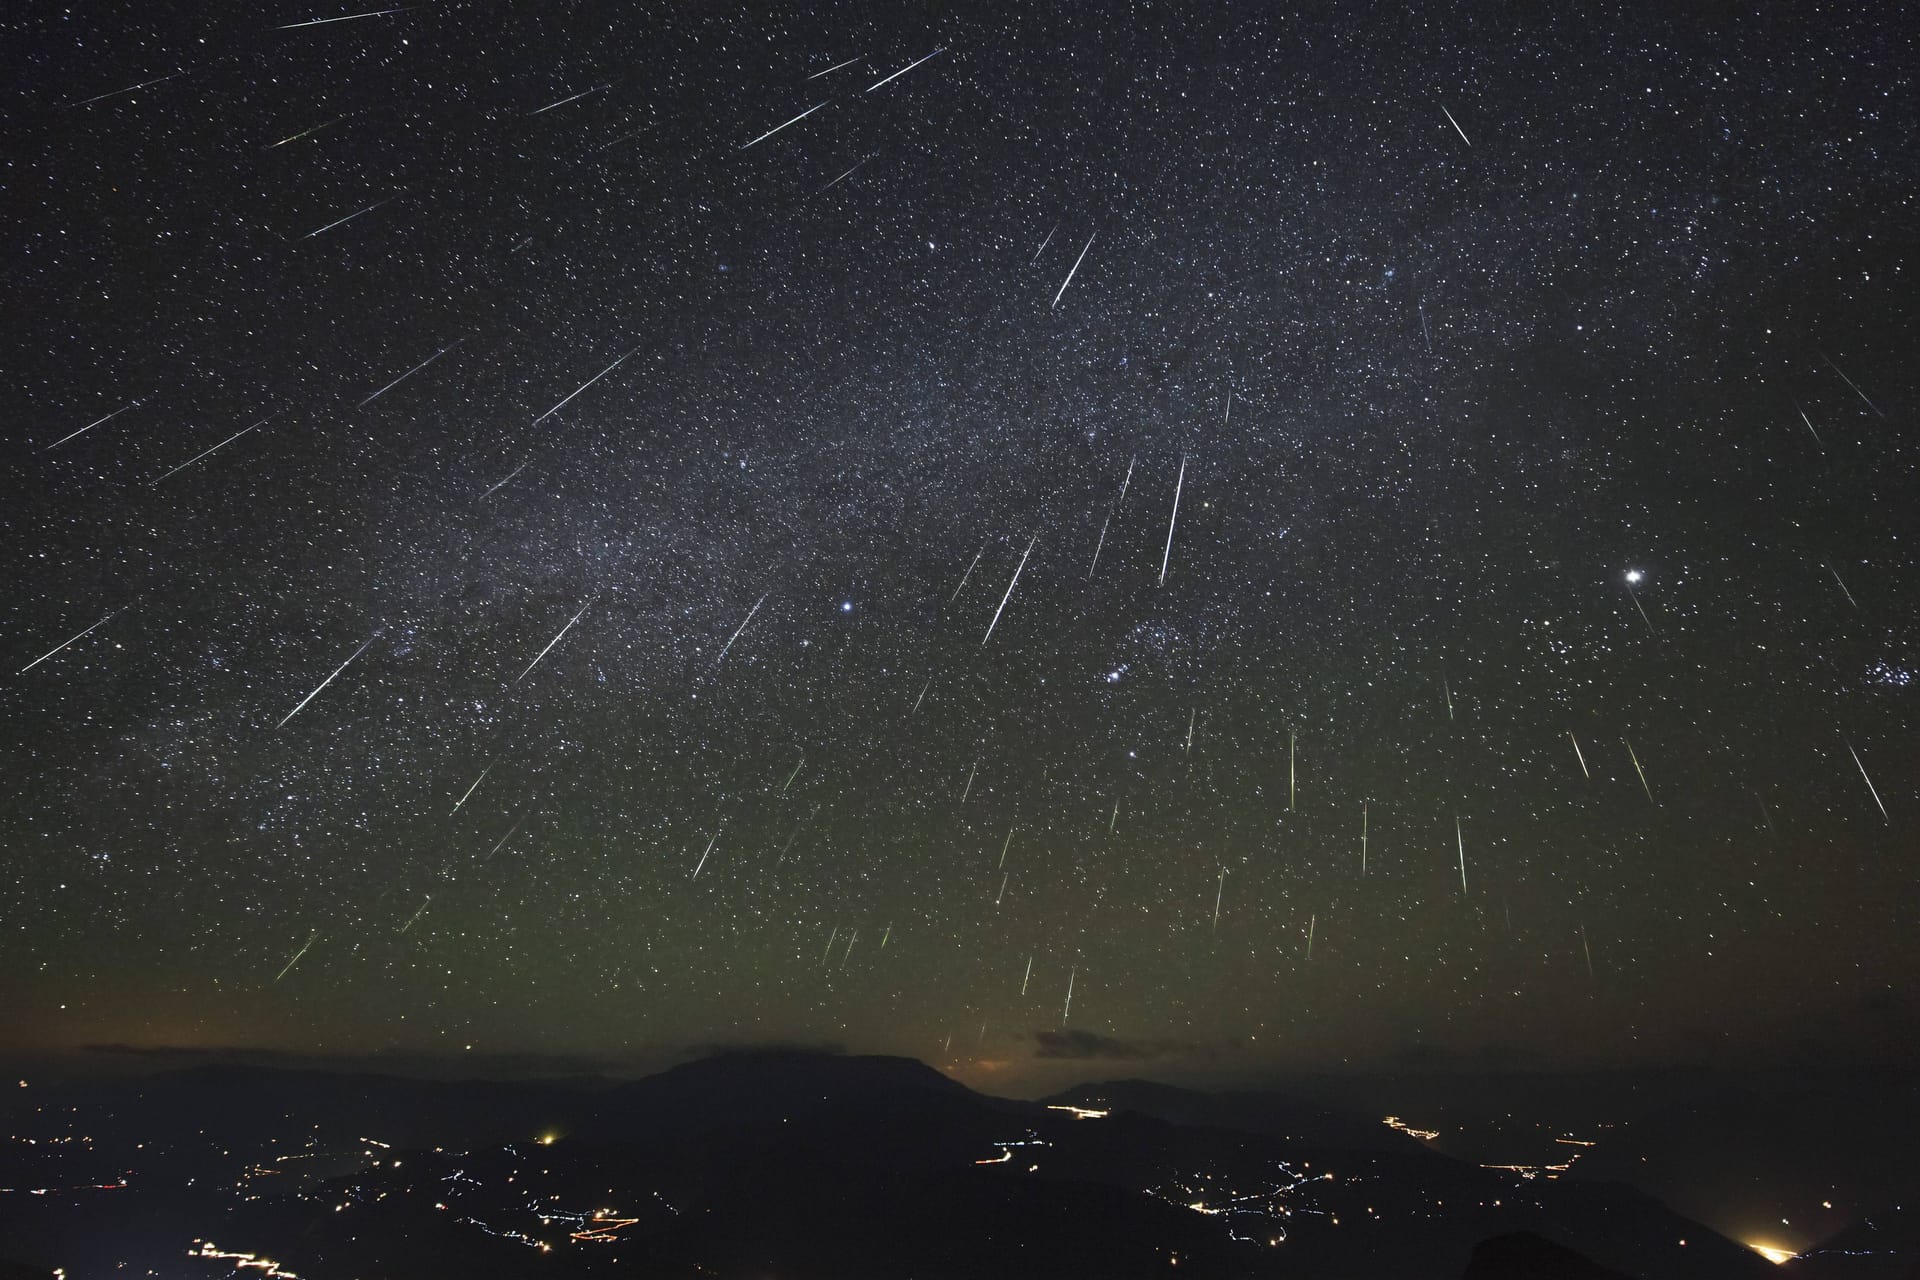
[3,1,1915,1089]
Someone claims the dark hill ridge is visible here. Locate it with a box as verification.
[1,1051,1790,1279]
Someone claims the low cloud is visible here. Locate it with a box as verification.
[1030,1030,1231,1062]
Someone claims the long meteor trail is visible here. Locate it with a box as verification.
[867,48,944,93]
[531,345,641,426]
[982,536,1035,644]
[278,8,408,29]
[359,341,460,408]
[516,599,593,684]
[151,410,278,484]
[41,400,140,452]
[1159,456,1186,585]
[1050,231,1096,309]
[277,634,377,728]
[739,101,827,149]
[17,607,129,675]
[715,592,768,664]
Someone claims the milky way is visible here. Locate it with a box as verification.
[3,2,1914,1082]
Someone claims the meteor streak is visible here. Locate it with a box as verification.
[1159,456,1185,586]
[1624,738,1654,805]
[1843,734,1889,822]
[807,54,862,80]
[277,634,377,728]
[739,101,827,149]
[41,400,140,452]
[1050,231,1096,309]
[531,345,641,426]
[17,607,128,675]
[867,48,944,93]
[715,591,768,664]
[515,599,593,684]
[1455,816,1468,896]
[981,536,1034,644]
[359,341,459,408]
[1568,731,1590,779]
[274,932,318,983]
[1439,102,1472,146]
[151,410,278,484]
[451,763,493,813]
[691,828,720,880]
[279,8,408,29]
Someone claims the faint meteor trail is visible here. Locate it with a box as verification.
[515,599,593,684]
[996,871,1009,905]
[1625,577,1656,635]
[1455,816,1468,895]
[1030,223,1057,263]
[1821,349,1884,418]
[1792,400,1825,448]
[715,591,768,664]
[41,400,140,452]
[818,156,871,191]
[1050,231,1096,309]
[981,535,1035,644]
[950,540,987,603]
[1843,734,1889,822]
[1623,738,1655,805]
[822,927,838,965]
[531,345,641,426]
[482,816,525,863]
[1116,455,1135,507]
[1186,707,1196,755]
[1569,731,1590,778]
[451,764,493,814]
[301,197,393,240]
[739,101,827,149]
[781,753,804,794]
[691,828,720,880]
[912,677,931,714]
[529,84,607,115]
[1159,456,1186,585]
[69,69,190,108]
[1579,922,1595,979]
[480,458,530,498]
[807,54,863,80]
[1439,102,1471,146]
[358,341,459,408]
[1307,913,1316,961]
[277,634,377,728]
[1021,954,1033,995]
[1087,513,1110,578]
[151,410,278,484]
[1823,562,1859,609]
[400,897,430,933]
[1062,966,1076,1026]
[960,760,977,804]
[1360,802,1368,875]
[274,932,318,983]
[998,826,1014,869]
[17,607,128,675]
[867,47,944,92]
[1212,869,1225,932]
[265,113,350,148]
[278,7,408,29]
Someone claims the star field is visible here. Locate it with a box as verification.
[2,1,1915,1084]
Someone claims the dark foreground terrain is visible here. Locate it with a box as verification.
[0,1052,1912,1279]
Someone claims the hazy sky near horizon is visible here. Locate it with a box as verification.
[3,0,1915,1087]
